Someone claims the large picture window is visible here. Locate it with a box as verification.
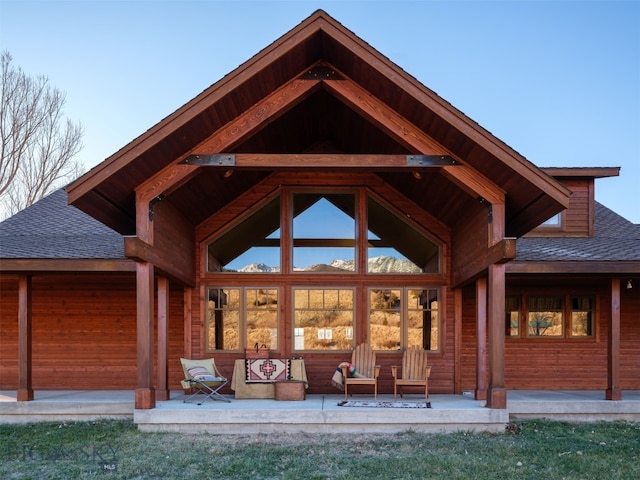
[293,288,354,351]
[206,287,279,352]
[368,287,439,351]
[202,186,446,355]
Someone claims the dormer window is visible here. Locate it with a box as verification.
[527,211,566,237]
[541,213,562,227]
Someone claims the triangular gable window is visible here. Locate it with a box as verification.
[206,189,440,274]
[367,195,440,274]
[207,195,281,272]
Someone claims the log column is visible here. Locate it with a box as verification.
[135,262,156,409]
[156,276,170,401]
[475,277,487,401]
[606,278,622,400]
[17,275,33,401]
[486,263,506,409]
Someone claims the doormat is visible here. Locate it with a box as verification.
[337,400,431,408]
[246,358,290,383]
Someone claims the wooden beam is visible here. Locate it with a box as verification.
[322,77,504,204]
[0,258,136,272]
[316,18,570,207]
[66,16,325,204]
[136,77,321,205]
[323,78,444,154]
[17,275,33,401]
[124,236,195,287]
[441,166,505,206]
[452,238,517,287]
[507,261,640,274]
[486,264,506,409]
[607,278,622,400]
[135,262,155,410]
[184,153,455,169]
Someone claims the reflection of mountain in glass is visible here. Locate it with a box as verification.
[237,256,421,273]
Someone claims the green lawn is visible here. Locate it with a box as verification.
[1,419,639,479]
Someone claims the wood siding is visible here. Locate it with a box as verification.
[2,273,638,393]
[527,177,594,238]
[460,278,640,391]
[0,274,185,390]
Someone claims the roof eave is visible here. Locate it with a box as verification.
[507,261,640,274]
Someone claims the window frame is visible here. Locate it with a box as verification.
[204,187,444,276]
[506,293,597,340]
[367,286,441,352]
[291,286,356,352]
[204,286,281,354]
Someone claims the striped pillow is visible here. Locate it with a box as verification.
[188,366,219,382]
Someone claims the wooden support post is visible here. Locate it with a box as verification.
[453,288,462,394]
[17,275,33,401]
[606,278,622,400]
[183,287,192,358]
[135,262,156,409]
[486,263,507,409]
[475,277,488,401]
[156,276,170,401]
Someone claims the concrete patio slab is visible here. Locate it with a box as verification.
[2,390,639,433]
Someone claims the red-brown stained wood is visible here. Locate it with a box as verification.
[2,269,637,394]
[461,279,640,392]
[0,274,186,391]
[526,178,594,238]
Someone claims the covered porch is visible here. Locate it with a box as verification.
[2,390,640,434]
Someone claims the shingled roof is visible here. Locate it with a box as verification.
[515,203,640,263]
[0,189,124,259]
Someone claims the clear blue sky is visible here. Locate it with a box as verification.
[1,0,638,224]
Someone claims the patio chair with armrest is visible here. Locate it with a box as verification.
[180,357,231,404]
[342,343,380,400]
[390,345,431,402]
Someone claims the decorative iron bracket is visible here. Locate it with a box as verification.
[406,155,456,166]
[148,194,164,222]
[298,65,343,80]
[477,196,493,223]
[180,154,235,166]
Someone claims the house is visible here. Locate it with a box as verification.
[1,10,638,411]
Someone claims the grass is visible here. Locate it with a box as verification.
[1,419,639,479]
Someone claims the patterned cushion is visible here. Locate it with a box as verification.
[188,366,221,382]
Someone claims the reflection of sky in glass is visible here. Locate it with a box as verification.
[294,198,354,238]
[225,199,409,271]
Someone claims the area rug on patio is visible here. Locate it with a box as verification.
[337,400,431,408]
[245,358,290,382]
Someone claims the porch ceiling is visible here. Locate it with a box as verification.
[67,10,569,238]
